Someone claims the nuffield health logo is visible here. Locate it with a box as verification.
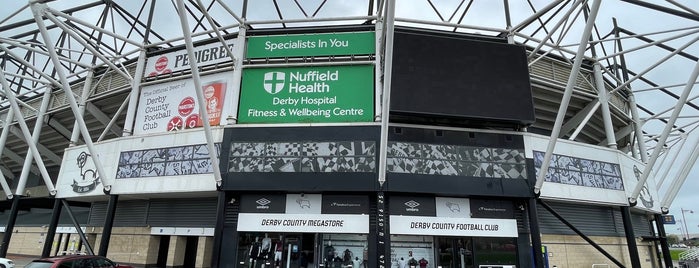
[263,72,285,94]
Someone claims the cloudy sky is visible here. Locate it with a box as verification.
[1,0,699,236]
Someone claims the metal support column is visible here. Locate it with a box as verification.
[16,88,53,196]
[211,191,226,268]
[660,132,699,211]
[30,2,111,193]
[0,196,21,257]
[42,199,63,257]
[594,61,618,148]
[534,0,602,195]
[70,70,93,146]
[528,198,544,268]
[377,0,396,187]
[175,0,223,186]
[98,195,118,256]
[0,64,56,195]
[122,0,155,137]
[0,109,15,198]
[654,214,673,268]
[620,206,642,268]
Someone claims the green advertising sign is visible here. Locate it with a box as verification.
[246,32,375,58]
[238,65,375,123]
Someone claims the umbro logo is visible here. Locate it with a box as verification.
[256,198,271,209]
[263,72,285,94]
[405,200,420,212]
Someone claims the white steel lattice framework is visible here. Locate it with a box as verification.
[0,0,698,225]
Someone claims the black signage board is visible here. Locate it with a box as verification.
[390,28,535,126]
[239,194,286,213]
[321,195,370,214]
[470,199,514,219]
[222,126,380,192]
[388,195,436,216]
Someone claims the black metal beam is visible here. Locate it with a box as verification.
[620,206,642,268]
[617,27,698,63]
[42,198,63,257]
[654,214,673,268]
[211,190,226,268]
[620,0,699,23]
[538,200,626,268]
[61,199,94,255]
[0,196,22,257]
[529,198,545,268]
[98,194,118,256]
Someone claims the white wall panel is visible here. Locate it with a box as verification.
[524,134,628,206]
[55,129,223,198]
[618,155,661,213]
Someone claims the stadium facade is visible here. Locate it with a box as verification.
[1,1,696,268]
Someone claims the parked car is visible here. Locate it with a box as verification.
[0,257,14,268]
[24,255,133,268]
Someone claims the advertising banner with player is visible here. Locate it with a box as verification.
[237,65,374,123]
[134,71,235,135]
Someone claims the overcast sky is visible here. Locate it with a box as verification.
[1,0,698,236]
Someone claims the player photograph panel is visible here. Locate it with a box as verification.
[354,156,376,172]
[299,157,317,172]
[119,150,144,165]
[335,157,359,172]
[164,160,194,176]
[191,158,213,174]
[116,164,140,179]
[302,142,321,156]
[420,159,458,175]
[230,142,255,157]
[604,176,624,190]
[554,155,578,171]
[335,141,356,156]
[560,169,582,185]
[358,141,376,156]
[600,162,621,177]
[480,162,496,178]
[264,157,300,172]
[459,161,481,177]
[167,146,194,161]
[270,142,302,157]
[473,148,492,162]
[387,157,418,174]
[229,157,265,172]
[192,144,212,158]
[582,173,606,188]
[580,159,602,174]
[491,148,525,164]
[547,168,562,183]
[139,162,166,177]
[142,148,169,163]
[492,163,525,179]
[314,157,345,172]
[423,144,448,160]
[533,151,553,168]
[389,142,424,158]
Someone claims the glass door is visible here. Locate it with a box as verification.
[435,237,473,268]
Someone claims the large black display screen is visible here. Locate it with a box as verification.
[390,29,536,125]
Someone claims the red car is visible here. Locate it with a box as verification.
[24,255,133,268]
